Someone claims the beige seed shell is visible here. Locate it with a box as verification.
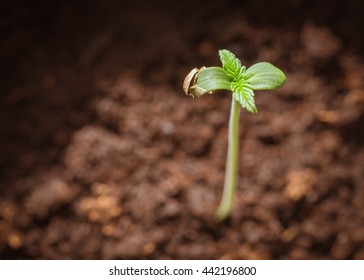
[183,68,199,95]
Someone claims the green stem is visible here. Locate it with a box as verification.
[216,95,240,221]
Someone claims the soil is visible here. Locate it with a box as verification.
[1,0,364,259]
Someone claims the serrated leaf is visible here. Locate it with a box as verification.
[231,81,258,113]
[244,62,286,90]
[219,49,244,81]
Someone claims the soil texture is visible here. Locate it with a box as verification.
[1,1,364,259]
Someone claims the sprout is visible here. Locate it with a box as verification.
[183,49,286,221]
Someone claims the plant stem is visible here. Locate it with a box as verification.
[216,95,240,221]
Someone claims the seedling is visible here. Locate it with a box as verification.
[183,49,286,221]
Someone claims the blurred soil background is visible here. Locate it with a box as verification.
[1,0,364,259]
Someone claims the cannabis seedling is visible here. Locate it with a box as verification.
[183,49,286,221]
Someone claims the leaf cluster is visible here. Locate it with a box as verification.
[218,49,286,113]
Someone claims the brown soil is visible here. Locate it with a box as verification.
[1,0,364,259]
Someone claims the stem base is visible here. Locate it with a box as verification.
[215,96,240,222]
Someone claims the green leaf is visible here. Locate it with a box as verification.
[244,62,286,90]
[219,49,246,81]
[196,67,231,92]
[231,81,258,113]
